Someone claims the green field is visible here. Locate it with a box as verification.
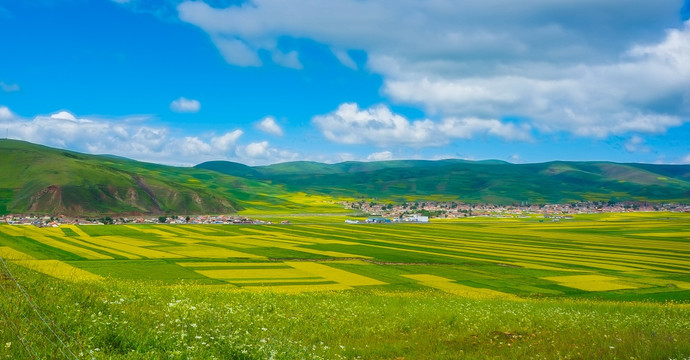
[1,213,689,359]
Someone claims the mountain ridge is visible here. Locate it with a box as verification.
[1,139,689,215]
[196,158,690,204]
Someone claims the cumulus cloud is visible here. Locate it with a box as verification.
[0,106,13,120]
[177,0,689,138]
[0,82,19,93]
[438,117,532,141]
[366,151,393,161]
[682,154,690,163]
[211,130,243,151]
[244,141,269,158]
[255,116,283,136]
[381,23,690,138]
[312,103,530,146]
[51,111,77,121]
[0,106,251,165]
[237,140,299,163]
[170,97,201,113]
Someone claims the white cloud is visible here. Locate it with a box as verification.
[624,135,650,153]
[211,130,243,152]
[0,106,13,120]
[438,117,532,141]
[0,106,250,165]
[332,49,357,69]
[50,111,78,121]
[255,116,283,136]
[213,37,262,67]
[237,140,300,163]
[312,103,529,146]
[243,141,270,158]
[271,50,302,69]
[0,82,19,93]
[177,0,689,138]
[170,97,201,113]
[313,103,436,146]
[682,154,690,164]
[366,151,393,161]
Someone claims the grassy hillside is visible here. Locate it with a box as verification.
[197,159,690,204]
[3,139,689,215]
[0,140,347,216]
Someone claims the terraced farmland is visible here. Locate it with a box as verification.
[1,213,688,301]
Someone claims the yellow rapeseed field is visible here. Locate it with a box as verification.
[285,261,385,287]
[542,275,640,291]
[182,260,385,292]
[0,226,112,260]
[403,274,519,300]
[11,259,102,282]
[0,246,35,260]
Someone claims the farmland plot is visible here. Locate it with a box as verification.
[0,214,688,300]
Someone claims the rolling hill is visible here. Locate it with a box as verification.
[197,159,690,204]
[1,139,689,215]
[0,140,344,216]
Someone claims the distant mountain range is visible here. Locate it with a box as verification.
[196,159,690,205]
[1,139,689,215]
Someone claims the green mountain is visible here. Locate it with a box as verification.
[2,139,689,216]
[0,140,343,216]
[197,159,690,204]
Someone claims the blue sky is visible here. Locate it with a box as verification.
[1,0,689,165]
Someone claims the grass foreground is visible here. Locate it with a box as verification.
[1,213,689,359]
[1,262,689,360]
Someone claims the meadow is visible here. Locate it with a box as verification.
[1,212,689,359]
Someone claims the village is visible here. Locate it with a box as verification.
[0,214,287,227]
[343,200,690,220]
[1,201,688,227]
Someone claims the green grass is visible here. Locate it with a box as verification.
[1,262,689,359]
[0,214,689,358]
[67,260,224,285]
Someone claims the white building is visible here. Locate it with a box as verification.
[404,214,429,223]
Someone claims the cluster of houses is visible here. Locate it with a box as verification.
[0,214,288,227]
[343,201,690,220]
[2,201,688,227]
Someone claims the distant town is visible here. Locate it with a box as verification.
[343,200,690,219]
[1,201,688,227]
